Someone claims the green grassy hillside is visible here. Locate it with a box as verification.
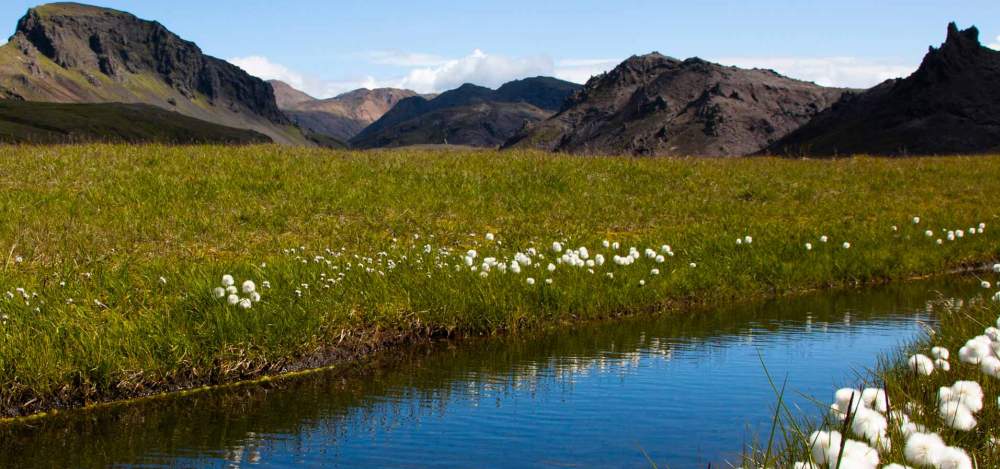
[0,145,998,417]
[0,101,270,144]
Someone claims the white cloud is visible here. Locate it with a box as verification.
[554,58,618,84]
[713,56,916,88]
[394,49,554,93]
[988,35,1000,50]
[228,55,393,98]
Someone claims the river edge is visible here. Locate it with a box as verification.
[2,260,995,423]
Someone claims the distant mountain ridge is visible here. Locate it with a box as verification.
[768,23,1000,156]
[271,81,420,142]
[0,2,308,144]
[504,54,846,156]
[350,77,582,148]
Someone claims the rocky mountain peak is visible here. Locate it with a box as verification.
[9,2,288,125]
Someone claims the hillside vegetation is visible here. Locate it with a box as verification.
[0,101,270,144]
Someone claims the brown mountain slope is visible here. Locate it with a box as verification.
[270,81,418,141]
[768,23,1000,156]
[504,54,845,156]
[0,2,309,145]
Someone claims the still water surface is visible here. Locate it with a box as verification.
[0,277,982,468]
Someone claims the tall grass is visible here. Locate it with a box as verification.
[1,144,999,417]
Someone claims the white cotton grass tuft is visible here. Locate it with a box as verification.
[881,464,913,469]
[820,235,829,243]
[938,400,976,431]
[939,380,983,413]
[807,430,842,465]
[930,346,949,361]
[912,217,920,224]
[907,354,934,376]
[804,242,812,251]
[935,446,973,469]
[958,336,992,364]
[934,358,951,372]
[861,387,890,413]
[222,274,235,287]
[981,281,992,289]
[238,298,252,309]
[242,280,256,294]
[526,277,535,285]
[842,242,851,249]
[850,406,890,451]
[981,355,1000,378]
[227,294,239,305]
[904,432,945,467]
[213,287,226,298]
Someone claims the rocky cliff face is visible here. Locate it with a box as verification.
[0,3,307,144]
[769,23,1000,156]
[350,77,581,148]
[504,54,845,156]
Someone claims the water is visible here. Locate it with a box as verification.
[0,277,982,468]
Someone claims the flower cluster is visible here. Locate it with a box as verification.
[212,274,263,309]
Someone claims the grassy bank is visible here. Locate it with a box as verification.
[1,144,999,418]
[753,276,1000,468]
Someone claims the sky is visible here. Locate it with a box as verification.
[3,1,999,98]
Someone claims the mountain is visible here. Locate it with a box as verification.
[504,54,845,156]
[270,80,316,108]
[0,101,269,144]
[768,23,1000,156]
[350,77,582,149]
[0,3,308,145]
[271,81,419,141]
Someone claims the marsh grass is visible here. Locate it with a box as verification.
[750,291,1000,468]
[1,144,999,417]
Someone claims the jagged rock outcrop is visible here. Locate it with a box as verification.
[350,77,581,148]
[504,54,845,156]
[0,2,308,144]
[271,81,419,141]
[769,23,1000,156]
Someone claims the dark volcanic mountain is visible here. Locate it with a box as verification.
[504,54,846,156]
[0,101,269,144]
[349,77,582,149]
[271,81,420,141]
[0,2,308,144]
[769,23,1000,156]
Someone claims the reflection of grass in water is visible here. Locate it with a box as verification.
[2,145,1000,417]
[0,278,975,468]
[751,291,1000,468]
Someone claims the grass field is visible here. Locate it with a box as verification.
[1,144,999,418]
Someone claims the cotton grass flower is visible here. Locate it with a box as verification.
[238,298,252,309]
[842,242,851,249]
[242,280,256,293]
[227,294,239,305]
[904,432,945,467]
[820,235,829,243]
[158,276,167,285]
[934,358,951,371]
[935,446,972,469]
[526,277,535,285]
[804,242,812,251]
[485,232,494,241]
[938,400,976,430]
[930,346,949,360]
[912,217,920,224]
[939,381,983,413]
[907,354,934,376]
[222,274,235,287]
[807,430,842,465]
[552,242,562,253]
[213,287,226,298]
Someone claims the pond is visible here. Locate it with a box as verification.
[0,277,982,468]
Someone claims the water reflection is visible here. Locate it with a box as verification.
[0,277,980,468]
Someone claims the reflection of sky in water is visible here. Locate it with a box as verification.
[3,280,977,469]
[203,313,932,468]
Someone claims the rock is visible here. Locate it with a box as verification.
[503,54,845,157]
[768,23,1000,156]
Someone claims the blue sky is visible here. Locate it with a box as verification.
[3,1,999,97]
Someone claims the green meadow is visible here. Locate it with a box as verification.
[1,144,999,417]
